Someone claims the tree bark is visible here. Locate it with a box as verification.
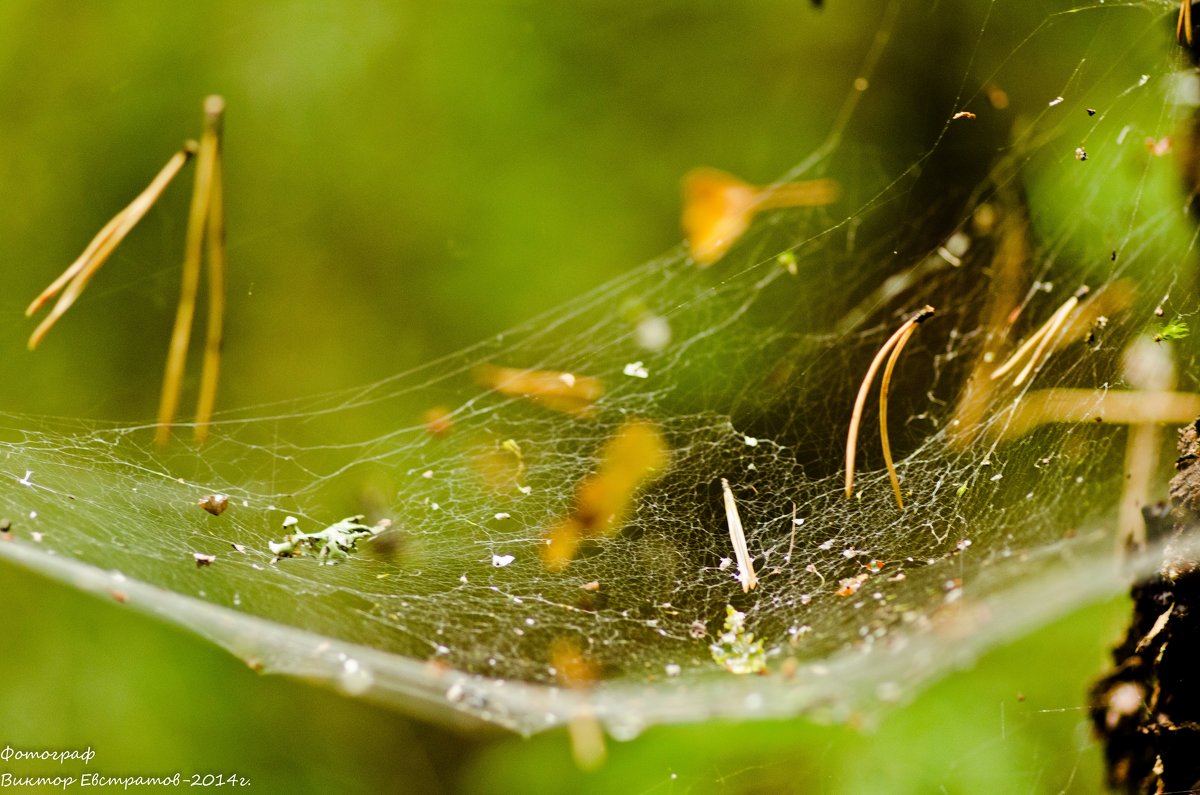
[1090,420,1200,793]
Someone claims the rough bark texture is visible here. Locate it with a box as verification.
[1090,420,1200,794]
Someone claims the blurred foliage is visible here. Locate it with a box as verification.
[0,1,1183,792]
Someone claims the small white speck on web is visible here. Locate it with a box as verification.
[494,512,511,520]
[282,515,299,528]
[1048,96,1064,106]
[422,470,434,479]
[518,485,532,495]
[818,539,834,551]
[18,471,33,487]
[718,557,732,570]
[623,361,649,378]
[793,517,805,526]
[558,372,576,387]
[744,436,758,447]
[31,532,43,543]
[28,511,37,520]
[664,663,681,677]
[491,554,515,567]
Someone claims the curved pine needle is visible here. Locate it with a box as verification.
[1181,1,1193,47]
[845,305,934,500]
[878,322,919,510]
[157,97,224,448]
[27,142,198,349]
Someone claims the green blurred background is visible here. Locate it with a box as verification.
[0,1,1173,791]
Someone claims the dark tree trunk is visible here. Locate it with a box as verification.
[1090,420,1200,794]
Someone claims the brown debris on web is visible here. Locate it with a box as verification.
[542,420,668,570]
[474,364,604,416]
[681,167,840,267]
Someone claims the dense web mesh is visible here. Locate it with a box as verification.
[3,0,1200,737]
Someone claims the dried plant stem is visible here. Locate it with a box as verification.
[878,322,919,510]
[1181,0,1193,46]
[157,96,224,447]
[845,306,934,501]
[26,142,198,349]
[194,104,226,445]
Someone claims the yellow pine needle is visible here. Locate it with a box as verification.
[1181,1,1193,46]
[194,99,226,444]
[878,322,919,510]
[720,478,757,592]
[845,306,934,503]
[157,96,224,448]
[989,290,1083,386]
[26,142,198,349]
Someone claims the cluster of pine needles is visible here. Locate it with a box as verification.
[26,95,226,447]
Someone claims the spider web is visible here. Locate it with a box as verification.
[1,0,1198,739]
